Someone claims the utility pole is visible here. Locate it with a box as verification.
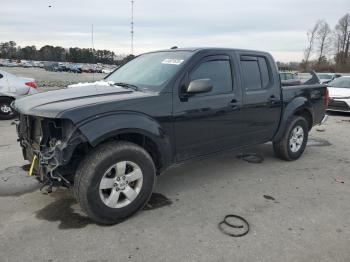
[91,24,95,81]
[131,0,134,55]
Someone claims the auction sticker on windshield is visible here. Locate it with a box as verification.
[162,59,184,65]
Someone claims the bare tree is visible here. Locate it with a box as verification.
[334,13,350,64]
[316,21,332,62]
[303,20,322,66]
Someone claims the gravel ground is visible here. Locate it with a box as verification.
[0,112,349,262]
[0,67,107,91]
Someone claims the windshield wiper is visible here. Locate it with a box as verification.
[111,82,140,91]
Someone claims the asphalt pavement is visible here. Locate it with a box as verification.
[0,113,349,262]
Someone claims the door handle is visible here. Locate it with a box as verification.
[228,99,239,110]
[268,95,278,102]
[267,95,279,105]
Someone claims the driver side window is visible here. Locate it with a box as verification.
[190,60,233,95]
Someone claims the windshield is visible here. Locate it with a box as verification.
[318,74,332,79]
[106,51,192,92]
[328,77,350,88]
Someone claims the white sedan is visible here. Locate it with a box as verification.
[327,76,350,113]
[0,70,38,119]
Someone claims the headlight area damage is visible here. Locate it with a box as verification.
[16,115,88,192]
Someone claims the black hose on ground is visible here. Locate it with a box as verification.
[218,214,250,237]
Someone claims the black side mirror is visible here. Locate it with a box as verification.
[187,79,213,94]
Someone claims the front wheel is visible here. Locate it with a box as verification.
[273,116,309,161]
[0,97,17,120]
[74,141,156,224]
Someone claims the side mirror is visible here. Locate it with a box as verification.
[187,79,213,94]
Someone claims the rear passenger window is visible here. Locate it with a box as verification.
[0,74,3,79]
[258,57,270,88]
[241,56,271,91]
[190,60,232,95]
[241,59,262,90]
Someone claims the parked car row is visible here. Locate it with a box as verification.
[43,61,117,74]
[316,73,342,84]
[279,71,343,85]
[44,62,83,73]
[0,59,117,74]
[279,71,301,86]
[0,59,44,68]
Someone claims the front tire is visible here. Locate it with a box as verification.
[74,141,156,224]
[273,116,309,161]
[0,97,17,120]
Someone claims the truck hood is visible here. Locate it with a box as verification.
[13,82,155,120]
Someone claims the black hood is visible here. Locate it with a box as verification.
[14,83,156,121]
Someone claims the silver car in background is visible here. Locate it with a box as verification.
[0,70,38,120]
[317,73,342,84]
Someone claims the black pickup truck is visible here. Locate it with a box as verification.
[14,48,328,224]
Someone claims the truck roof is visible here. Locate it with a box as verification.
[148,47,270,55]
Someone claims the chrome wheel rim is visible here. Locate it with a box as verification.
[0,104,12,115]
[289,125,304,153]
[99,161,143,208]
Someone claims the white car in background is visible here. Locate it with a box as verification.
[327,76,350,113]
[0,70,38,119]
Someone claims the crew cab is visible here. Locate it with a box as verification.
[13,48,328,224]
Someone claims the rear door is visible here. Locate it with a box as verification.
[238,52,282,143]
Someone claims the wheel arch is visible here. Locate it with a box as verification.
[294,108,313,130]
[76,113,173,174]
[0,95,15,101]
[273,97,314,142]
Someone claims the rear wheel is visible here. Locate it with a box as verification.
[74,141,156,224]
[0,97,17,120]
[273,116,308,161]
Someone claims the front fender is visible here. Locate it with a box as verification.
[273,97,313,142]
[0,93,16,99]
[78,112,173,168]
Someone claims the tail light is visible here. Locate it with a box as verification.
[324,87,330,107]
[25,82,37,89]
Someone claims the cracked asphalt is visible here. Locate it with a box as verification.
[0,113,349,262]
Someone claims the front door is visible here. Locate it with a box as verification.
[173,54,243,161]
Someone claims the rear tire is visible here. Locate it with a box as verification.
[273,116,308,161]
[74,141,156,224]
[0,97,17,120]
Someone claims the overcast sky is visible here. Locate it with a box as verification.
[1,0,349,62]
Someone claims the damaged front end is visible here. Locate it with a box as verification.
[16,115,88,191]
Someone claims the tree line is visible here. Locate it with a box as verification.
[0,41,134,65]
[2,13,349,72]
[301,13,350,72]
